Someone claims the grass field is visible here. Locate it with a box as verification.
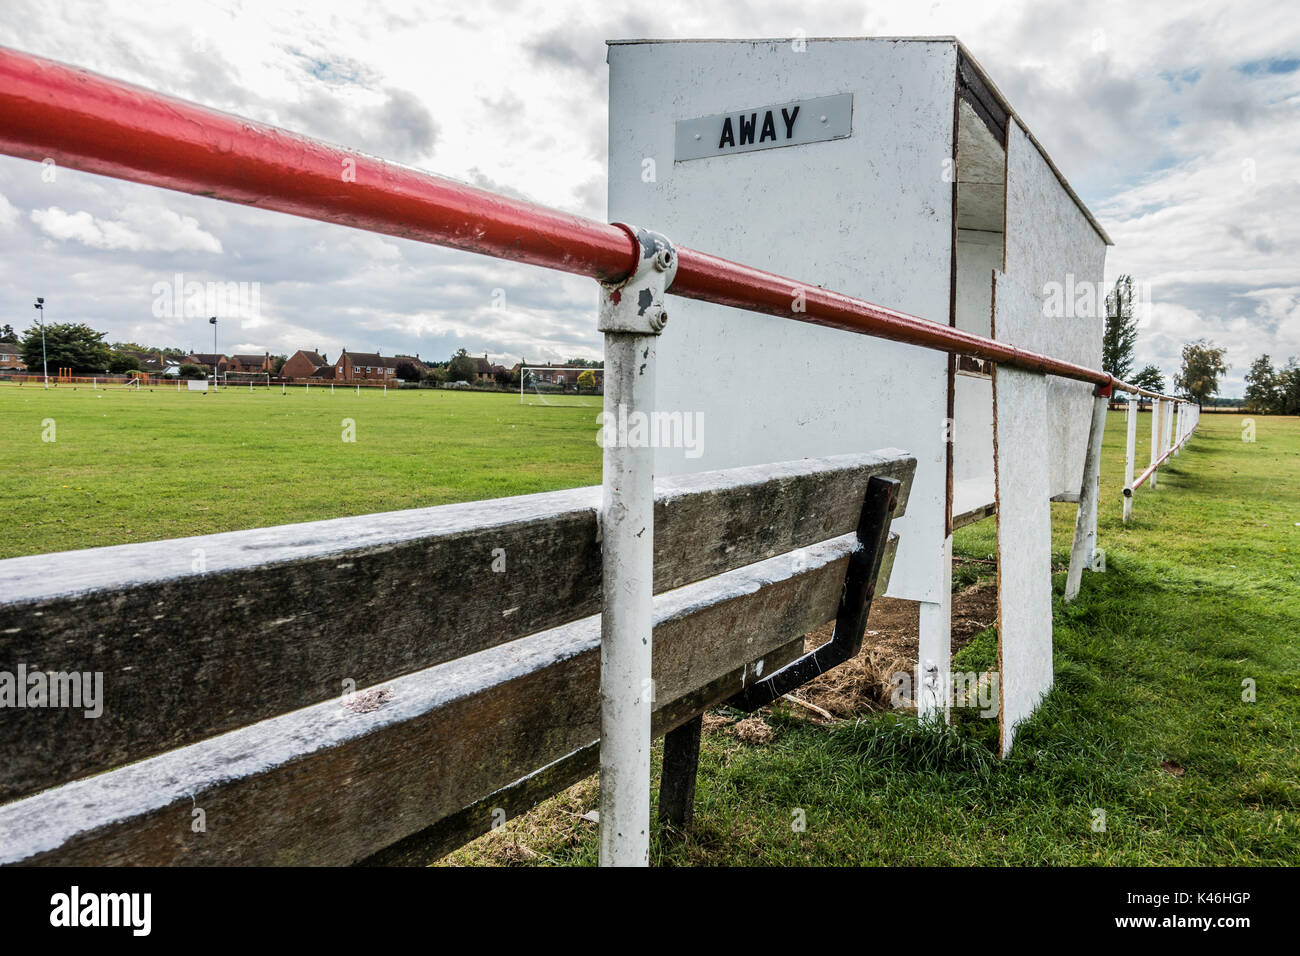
[0,384,600,559]
[2,385,1296,865]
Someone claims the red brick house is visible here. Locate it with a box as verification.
[227,352,274,374]
[185,353,228,374]
[0,343,27,371]
[335,350,397,382]
[515,363,603,387]
[281,349,329,379]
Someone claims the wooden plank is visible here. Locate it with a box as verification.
[0,452,914,804]
[0,536,851,865]
[358,636,804,866]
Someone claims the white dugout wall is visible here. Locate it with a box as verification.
[608,37,1109,753]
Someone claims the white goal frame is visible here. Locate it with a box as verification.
[519,366,603,407]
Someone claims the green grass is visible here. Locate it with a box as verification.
[0,384,601,558]
[4,386,1296,864]
[447,411,1300,865]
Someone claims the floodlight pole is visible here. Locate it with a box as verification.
[597,225,676,868]
[33,297,47,388]
[209,316,218,391]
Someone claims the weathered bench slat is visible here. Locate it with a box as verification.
[358,635,806,866]
[0,535,867,866]
[0,451,913,804]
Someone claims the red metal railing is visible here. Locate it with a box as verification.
[0,44,1184,404]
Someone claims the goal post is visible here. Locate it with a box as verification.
[519,366,604,407]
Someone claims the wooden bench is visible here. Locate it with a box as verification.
[0,450,914,865]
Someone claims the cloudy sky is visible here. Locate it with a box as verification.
[0,0,1296,392]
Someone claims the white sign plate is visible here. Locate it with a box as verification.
[675,92,853,162]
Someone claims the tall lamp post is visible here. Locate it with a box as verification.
[209,316,218,391]
[33,297,48,388]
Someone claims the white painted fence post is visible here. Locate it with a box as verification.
[1170,398,1180,463]
[917,535,952,723]
[1065,388,1109,602]
[1149,399,1161,490]
[596,226,676,868]
[1122,395,1138,524]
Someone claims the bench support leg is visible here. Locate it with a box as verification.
[658,714,703,836]
[728,475,901,710]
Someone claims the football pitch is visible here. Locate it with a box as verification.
[0,384,601,560]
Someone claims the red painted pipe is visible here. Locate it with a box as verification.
[0,46,638,284]
[0,44,1185,403]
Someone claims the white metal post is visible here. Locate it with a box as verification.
[1172,403,1181,456]
[917,533,952,723]
[1065,389,1109,602]
[1149,398,1161,490]
[1170,400,1180,460]
[596,225,676,868]
[1122,395,1138,523]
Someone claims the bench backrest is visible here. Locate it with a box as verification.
[0,450,913,865]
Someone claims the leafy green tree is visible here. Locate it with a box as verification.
[1175,339,1229,406]
[1278,359,1300,416]
[447,351,478,383]
[1131,365,1165,394]
[577,369,596,389]
[0,324,16,343]
[271,354,287,376]
[395,360,422,383]
[20,322,111,373]
[1243,354,1280,413]
[108,353,142,374]
[1102,275,1139,381]
[178,363,206,380]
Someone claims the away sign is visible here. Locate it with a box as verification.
[675,93,853,162]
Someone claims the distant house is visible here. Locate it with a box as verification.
[281,350,329,379]
[473,354,507,384]
[392,355,430,379]
[185,353,228,374]
[118,350,169,374]
[227,352,273,374]
[516,362,602,388]
[0,343,26,371]
[335,349,397,382]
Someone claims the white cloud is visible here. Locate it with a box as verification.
[30,204,222,253]
[0,192,18,228]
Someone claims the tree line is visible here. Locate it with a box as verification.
[1243,356,1300,414]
